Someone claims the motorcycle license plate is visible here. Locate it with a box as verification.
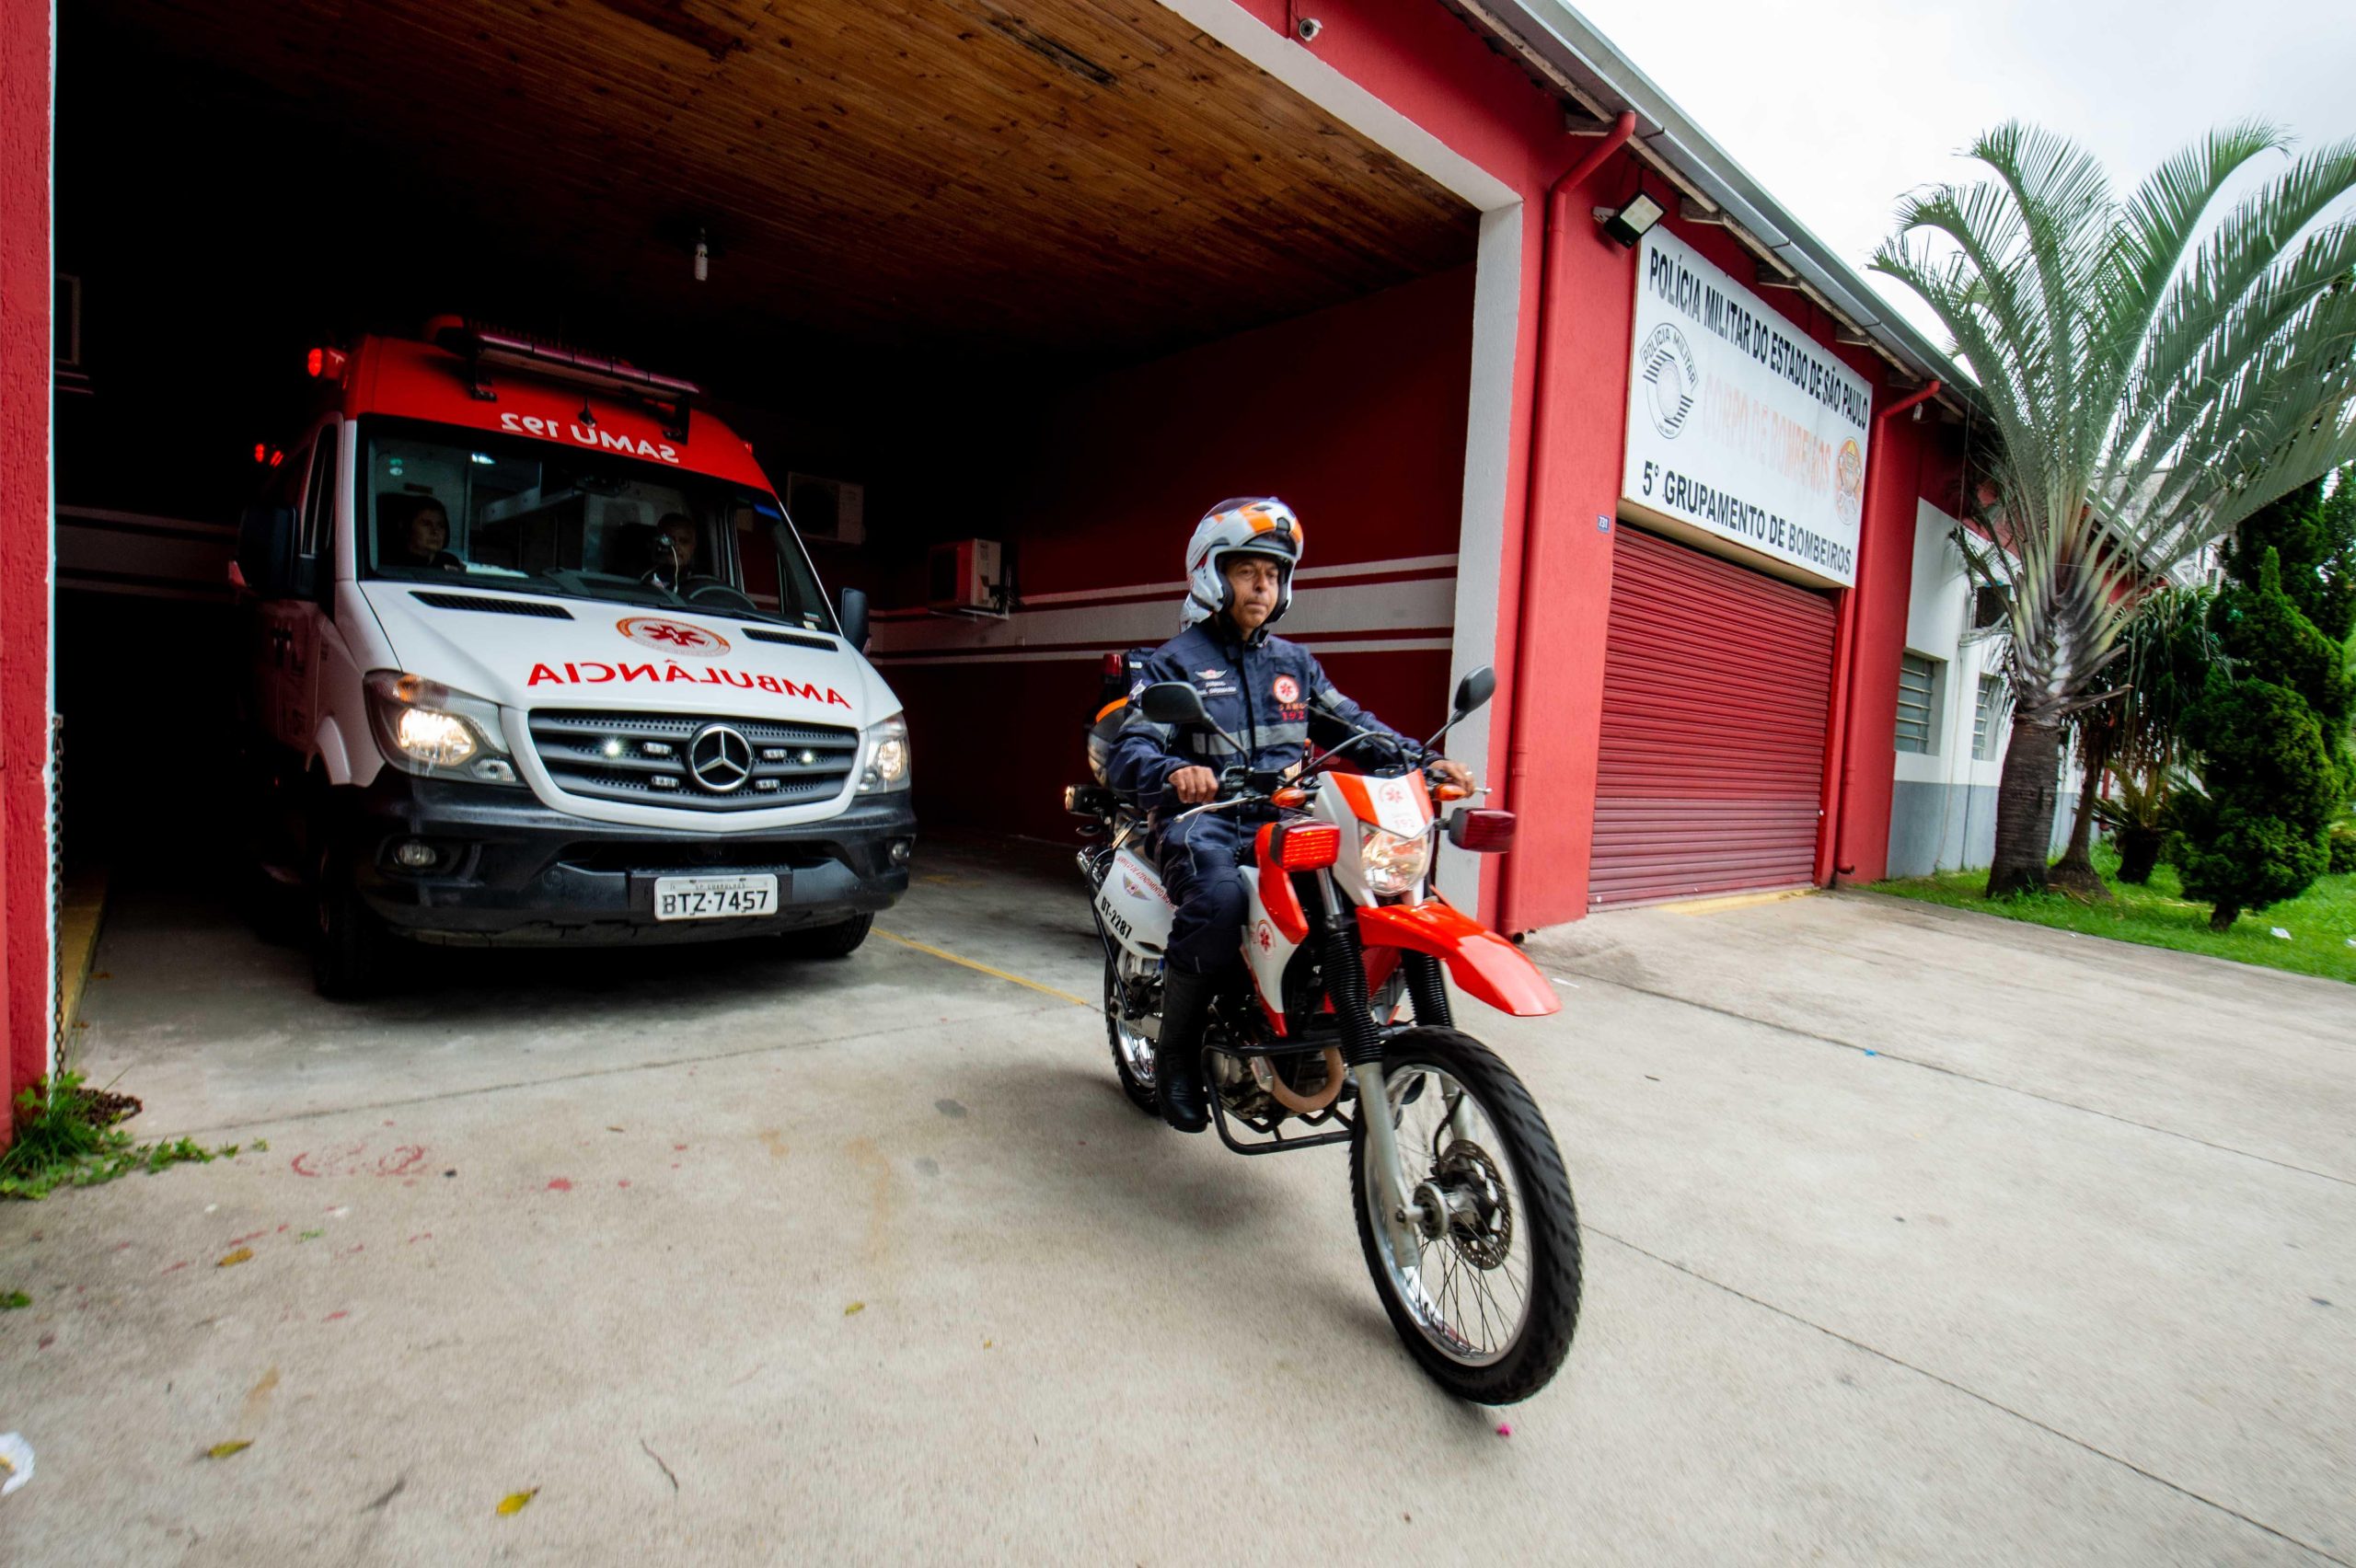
[653,874,780,921]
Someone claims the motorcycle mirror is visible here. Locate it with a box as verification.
[1452,665,1497,718]
[1138,681,1209,727]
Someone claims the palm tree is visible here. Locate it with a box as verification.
[1874,122,2356,896]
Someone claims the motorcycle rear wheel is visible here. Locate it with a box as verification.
[1103,958,1161,1115]
[1350,1027,1581,1404]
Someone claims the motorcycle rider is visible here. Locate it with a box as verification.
[1105,498,1474,1134]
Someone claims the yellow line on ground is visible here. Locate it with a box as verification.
[872,928,1093,1009]
[1659,887,1819,917]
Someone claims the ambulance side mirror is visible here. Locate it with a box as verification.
[235,505,298,598]
[1139,681,1208,727]
[836,587,869,651]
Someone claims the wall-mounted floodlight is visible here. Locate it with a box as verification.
[1593,190,1666,248]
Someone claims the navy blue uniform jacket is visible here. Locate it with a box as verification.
[1103,620,1411,806]
[1104,619,1413,973]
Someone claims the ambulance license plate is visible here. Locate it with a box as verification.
[653,874,780,921]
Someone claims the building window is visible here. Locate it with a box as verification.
[1895,651,1943,754]
[1972,675,2008,760]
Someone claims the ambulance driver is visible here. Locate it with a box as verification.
[380,493,463,572]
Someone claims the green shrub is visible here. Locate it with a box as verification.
[2173,548,2350,930]
[2330,825,2356,876]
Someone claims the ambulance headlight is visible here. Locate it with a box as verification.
[1359,824,1431,898]
[396,708,476,766]
[857,715,911,794]
[364,671,524,785]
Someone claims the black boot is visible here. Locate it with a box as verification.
[1153,967,1214,1135]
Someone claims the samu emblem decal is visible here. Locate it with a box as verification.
[617,616,730,657]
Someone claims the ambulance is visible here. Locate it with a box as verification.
[233,320,914,996]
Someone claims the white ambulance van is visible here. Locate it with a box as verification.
[233,320,914,996]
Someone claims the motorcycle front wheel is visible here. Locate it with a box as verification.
[1350,1027,1581,1404]
[1103,957,1161,1115]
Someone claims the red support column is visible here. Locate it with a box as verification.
[1817,381,1938,886]
[1496,134,1641,934]
[2,0,56,1146]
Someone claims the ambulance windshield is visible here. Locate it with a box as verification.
[358,418,834,632]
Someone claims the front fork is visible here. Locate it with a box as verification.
[1311,876,1430,1257]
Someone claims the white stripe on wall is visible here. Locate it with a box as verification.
[871,569,1456,658]
[1003,551,1460,609]
[874,636,1455,668]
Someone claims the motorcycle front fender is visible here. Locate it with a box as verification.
[1356,900,1561,1018]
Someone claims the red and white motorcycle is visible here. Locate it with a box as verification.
[1068,667,1580,1403]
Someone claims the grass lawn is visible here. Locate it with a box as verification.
[1870,843,2356,986]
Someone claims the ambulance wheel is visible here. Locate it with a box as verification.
[312,848,387,1000]
[781,913,872,959]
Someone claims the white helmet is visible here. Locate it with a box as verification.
[1181,497,1306,628]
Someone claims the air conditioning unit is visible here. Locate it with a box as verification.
[929,538,1005,615]
[785,473,864,548]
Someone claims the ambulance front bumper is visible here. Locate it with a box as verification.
[335,774,916,945]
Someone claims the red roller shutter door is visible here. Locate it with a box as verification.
[1590,526,1837,907]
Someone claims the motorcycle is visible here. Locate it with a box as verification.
[1066,665,1581,1404]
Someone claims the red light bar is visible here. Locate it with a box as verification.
[1446,808,1518,853]
[1262,821,1341,870]
[306,346,348,379]
[431,319,702,400]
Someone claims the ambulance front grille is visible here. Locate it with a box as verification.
[526,709,860,812]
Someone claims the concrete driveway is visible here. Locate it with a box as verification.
[2,843,2350,1565]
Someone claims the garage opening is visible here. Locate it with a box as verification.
[1588,525,1837,908]
[54,1,1483,894]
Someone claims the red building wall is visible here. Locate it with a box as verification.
[875,265,1477,842]
[3,0,54,1142]
[1214,0,1958,921]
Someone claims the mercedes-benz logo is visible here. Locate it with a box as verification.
[687,723,754,792]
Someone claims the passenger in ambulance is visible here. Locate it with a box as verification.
[380,493,465,572]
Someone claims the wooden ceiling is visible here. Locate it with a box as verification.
[78,0,1476,361]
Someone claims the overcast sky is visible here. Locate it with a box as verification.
[1570,0,2356,347]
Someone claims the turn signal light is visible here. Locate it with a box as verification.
[1446,808,1518,853]
[1265,821,1341,870]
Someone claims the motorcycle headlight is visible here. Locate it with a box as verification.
[858,714,911,793]
[1360,824,1432,898]
[364,670,523,785]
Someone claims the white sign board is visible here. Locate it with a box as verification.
[1622,229,1874,585]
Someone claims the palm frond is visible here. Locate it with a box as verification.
[2089,120,2289,432]
[2113,137,2356,467]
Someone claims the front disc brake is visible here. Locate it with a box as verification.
[1435,1140,1514,1270]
